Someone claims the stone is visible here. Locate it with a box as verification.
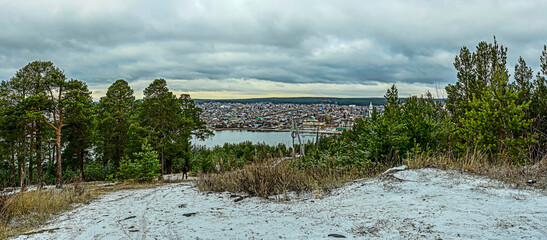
[121,216,136,221]
[183,212,197,217]
[234,196,246,202]
[382,165,407,175]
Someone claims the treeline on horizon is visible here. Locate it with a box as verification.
[196,97,388,106]
[196,97,445,106]
[1,38,546,190]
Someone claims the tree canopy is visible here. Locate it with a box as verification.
[0,63,209,188]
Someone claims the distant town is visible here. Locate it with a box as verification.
[197,101,385,133]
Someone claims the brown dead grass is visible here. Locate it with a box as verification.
[196,160,367,199]
[0,184,92,239]
[0,179,180,239]
[405,151,547,190]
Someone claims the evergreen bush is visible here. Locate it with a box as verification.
[118,140,160,182]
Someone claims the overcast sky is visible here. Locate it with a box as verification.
[1,0,546,99]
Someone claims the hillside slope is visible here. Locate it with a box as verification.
[15,169,547,239]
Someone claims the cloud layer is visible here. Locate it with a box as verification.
[1,0,546,99]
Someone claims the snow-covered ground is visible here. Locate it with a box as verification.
[14,169,547,239]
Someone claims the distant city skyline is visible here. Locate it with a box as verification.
[1,1,546,100]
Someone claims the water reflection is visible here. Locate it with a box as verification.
[193,130,318,148]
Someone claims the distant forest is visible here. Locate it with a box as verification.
[196,97,387,105]
[198,97,417,106]
[196,97,444,106]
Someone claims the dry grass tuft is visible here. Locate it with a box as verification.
[406,151,547,189]
[196,160,358,199]
[0,184,93,239]
[0,179,176,239]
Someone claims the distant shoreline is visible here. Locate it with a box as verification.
[210,128,341,134]
[195,97,445,106]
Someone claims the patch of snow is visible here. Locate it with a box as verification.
[382,165,407,175]
[13,169,547,239]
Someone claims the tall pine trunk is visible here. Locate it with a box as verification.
[17,162,21,189]
[36,123,43,189]
[18,144,26,192]
[51,142,55,169]
[10,144,15,187]
[55,128,62,188]
[29,133,34,185]
[160,151,164,175]
[79,150,84,181]
[115,135,121,172]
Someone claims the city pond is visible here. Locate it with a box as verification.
[192,130,319,148]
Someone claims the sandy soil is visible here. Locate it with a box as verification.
[14,169,547,239]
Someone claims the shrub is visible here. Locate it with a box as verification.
[172,157,184,173]
[62,168,79,183]
[83,161,104,181]
[118,140,160,182]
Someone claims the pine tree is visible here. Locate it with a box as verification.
[138,79,178,174]
[513,57,533,105]
[457,63,531,163]
[530,46,547,161]
[2,61,66,189]
[62,79,94,181]
[446,39,533,161]
[96,79,135,173]
[119,139,160,182]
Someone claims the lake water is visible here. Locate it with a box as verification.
[193,130,318,148]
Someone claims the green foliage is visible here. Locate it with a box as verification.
[196,154,216,173]
[62,79,94,178]
[296,85,448,172]
[136,79,212,174]
[96,79,135,172]
[62,167,79,183]
[528,46,547,160]
[171,157,185,173]
[189,142,287,173]
[0,60,69,188]
[118,140,160,182]
[43,163,57,186]
[83,161,106,181]
[446,38,507,123]
[513,56,534,104]
[447,39,534,164]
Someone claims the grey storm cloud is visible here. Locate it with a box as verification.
[1,0,546,98]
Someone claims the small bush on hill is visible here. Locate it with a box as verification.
[83,160,105,181]
[118,140,160,182]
